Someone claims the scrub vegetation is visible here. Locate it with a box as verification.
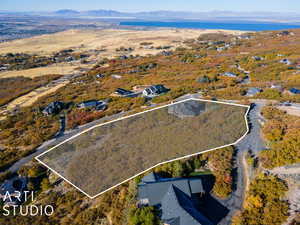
[39,101,247,196]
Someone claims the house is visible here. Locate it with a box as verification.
[142,85,169,97]
[238,35,251,40]
[221,72,237,78]
[217,47,225,52]
[77,100,107,110]
[42,101,64,116]
[252,56,264,61]
[197,76,210,83]
[246,87,262,97]
[160,51,173,56]
[240,76,250,84]
[270,84,283,90]
[0,66,8,71]
[0,176,27,205]
[289,88,300,94]
[277,31,295,37]
[119,55,128,60]
[114,88,135,97]
[168,100,206,118]
[280,58,292,65]
[138,172,213,225]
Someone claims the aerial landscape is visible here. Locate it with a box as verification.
[0,0,300,225]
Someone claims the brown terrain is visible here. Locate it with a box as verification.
[0,28,245,117]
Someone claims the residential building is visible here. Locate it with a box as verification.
[289,88,300,94]
[142,85,169,97]
[221,72,237,78]
[42,101,64,116]
[280,58,292,65]
[252,56,264,61]
[77,100,107,110]
[246,87,262,97]
[0,176,27,205]
[114,88,135,97]
[138,172,213,225]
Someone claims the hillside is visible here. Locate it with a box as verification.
[0,28,300,225]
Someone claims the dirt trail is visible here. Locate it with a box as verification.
[0,73,80,118]
[277,104,300,117]
[270,164,300,175]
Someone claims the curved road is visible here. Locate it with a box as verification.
[218,101,267,225]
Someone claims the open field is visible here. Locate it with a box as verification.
[0,75,61,107]
[6,82,68,110]
[0,28,245,56]
[37,99,248,197]
[0,63,79,79]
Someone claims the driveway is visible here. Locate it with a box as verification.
[218,101,267,225]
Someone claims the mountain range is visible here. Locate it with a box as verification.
[1,9,300,23]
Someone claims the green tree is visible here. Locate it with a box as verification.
[128,206,159,225]
[40,178,51,191]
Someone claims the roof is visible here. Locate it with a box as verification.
[43,101,64,115]
[143,84,169,96]
[0,177,27,197]
[161,185,213,225]
[290,88,300,94]
[138,176,204,206]
[78,100,102,108]
[246,87,262,96]
[222,72,237,78]
[114,88,133,96]
[141,172,158,183]
[168,100,206,118]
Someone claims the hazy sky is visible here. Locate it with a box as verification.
[1,0,300,12]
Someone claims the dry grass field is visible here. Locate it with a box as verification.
[0,63,78,79]
[0,28,244,56]
[0,28,244,114]
[38,100,248,197]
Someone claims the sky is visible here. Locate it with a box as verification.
[1,0,300,12]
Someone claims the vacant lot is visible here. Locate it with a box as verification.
[38,99,248,197]
[0,75,61,106]
[0,63,79,79]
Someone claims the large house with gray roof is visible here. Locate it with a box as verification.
[138,172,213,225]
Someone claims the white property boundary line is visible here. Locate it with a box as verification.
[35,98,250,199]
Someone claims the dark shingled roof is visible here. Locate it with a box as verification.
[138,176,204,206]
[141,172,158,183]
[168,100,206,118]
[161,185,213,225]
[138,173,210,225]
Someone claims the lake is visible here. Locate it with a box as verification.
[120,21,300,31]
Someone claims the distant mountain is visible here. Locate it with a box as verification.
[84,10,130,17]
[55,9,80,15]
[3,9,300,23]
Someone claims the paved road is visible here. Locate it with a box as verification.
[236,101,267,154]
[218,101,267,225]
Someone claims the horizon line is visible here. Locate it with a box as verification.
[1,9,300,14]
